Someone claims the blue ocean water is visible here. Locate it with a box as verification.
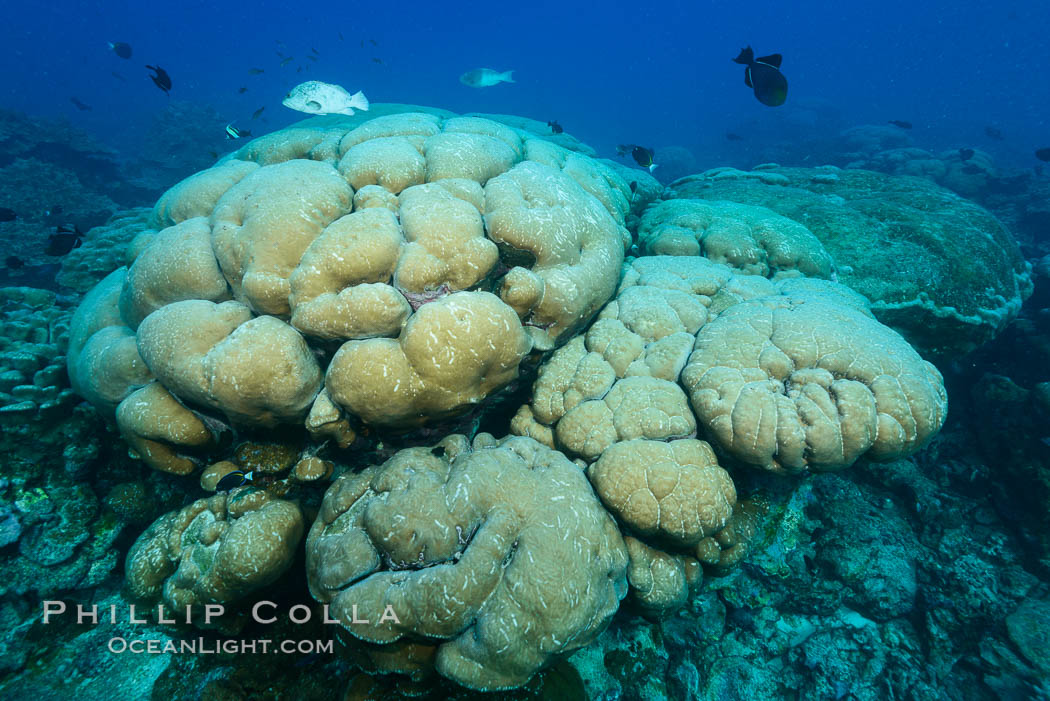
[1,1,1049,699]
[2,0,1047,170]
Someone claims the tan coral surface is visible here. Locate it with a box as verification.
[587,438,736,546]
[70,111,634,452]
[512,257,779,459]
[125,491,304,626]
[681,290,948,473]
[636,199,834,278]
[306,434,628,691]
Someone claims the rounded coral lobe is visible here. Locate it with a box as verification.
[306,434,629,691]
[681,291,948,473]
[68,111,639,463]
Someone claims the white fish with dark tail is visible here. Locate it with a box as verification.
[282,80,369,115]
[459,68,515,88]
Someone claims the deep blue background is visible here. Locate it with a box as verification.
[2,0,1048,172]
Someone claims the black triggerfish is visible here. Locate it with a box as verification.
[146,65,172,95]
[733,46,788,107]
[45,225,83,256]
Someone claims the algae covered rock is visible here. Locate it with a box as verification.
[667,165,1032,355]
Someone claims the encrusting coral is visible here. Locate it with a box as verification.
[667,165,1032,355]
[636,198,834,279]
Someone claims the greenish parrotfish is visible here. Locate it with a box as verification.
[459,68,515,88]
[108,41,132,59]
[733,46,787,107]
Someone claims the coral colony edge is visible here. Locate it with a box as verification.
[0,101,1048,701]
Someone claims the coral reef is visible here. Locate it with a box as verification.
[0,158,119,268]
[0,109,155,282]
[667,165,1033,355]
[0,287,78,422]
[126,490,305,629]
[306,434,628,691]
[69,112,636,471]
[57,208,153,293]
[5,101,1046,701]
[636,198,833,277]
[122,101,231,197]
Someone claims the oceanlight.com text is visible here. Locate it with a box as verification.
[108,637,334,655]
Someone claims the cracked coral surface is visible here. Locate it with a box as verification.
[306,434,629,691]
[511,257,777,459]
[70,111,632,444]
[681,290,947,473]
[587,438,736,546]
[125,490,304,627]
